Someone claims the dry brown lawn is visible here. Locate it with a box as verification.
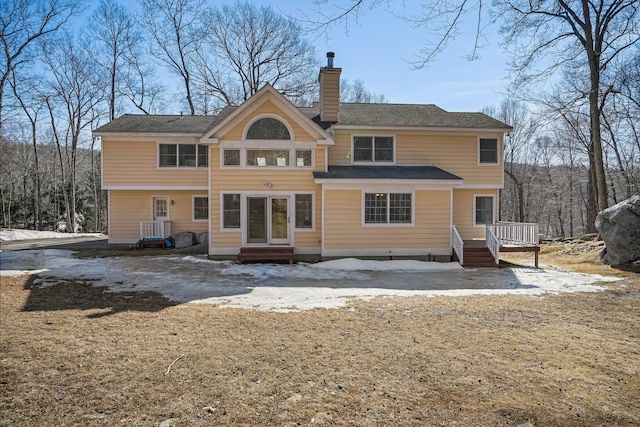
[1,243,639,426]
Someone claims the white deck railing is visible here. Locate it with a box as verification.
[487,222,539,246]
[452,225,464,266]
[140,221,172,239]
[486,226,500,265]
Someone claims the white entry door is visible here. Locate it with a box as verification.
[153,197,170,221]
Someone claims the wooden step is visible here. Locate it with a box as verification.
[237,246,294,264]
[462,246,498,268]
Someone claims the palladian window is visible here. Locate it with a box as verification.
[246,118,291,140]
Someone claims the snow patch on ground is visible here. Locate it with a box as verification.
[311,258,463,271]
[0,249,621,312]
[0,229,105,242]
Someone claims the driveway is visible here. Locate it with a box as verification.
[0,236,109,251]
[0,247,618,312]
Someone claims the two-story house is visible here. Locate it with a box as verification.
[95,53,532,266]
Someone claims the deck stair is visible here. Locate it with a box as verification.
[237,246,295,264]
[462,240,498,268]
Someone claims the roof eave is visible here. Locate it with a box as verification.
[331,125,512,133]
[93,131,205,138]
[314,178,464,185]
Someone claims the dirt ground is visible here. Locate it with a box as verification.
[1,243,639,426]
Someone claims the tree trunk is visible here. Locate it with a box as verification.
[586,152,598,234]
[582,0,608,215]
[30,119,42,230]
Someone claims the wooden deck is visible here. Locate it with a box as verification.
[237,246,295,264]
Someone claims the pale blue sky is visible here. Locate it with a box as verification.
[271,0,512,112]
[91,0,512,113]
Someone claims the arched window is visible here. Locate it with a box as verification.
[246,118,291,140]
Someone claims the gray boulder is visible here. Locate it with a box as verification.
[595,194,640,265]
[174,231,196,249]
[198,232,209,244]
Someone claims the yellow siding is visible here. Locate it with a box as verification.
[328,130,503,185]
[328,132,356,165]
[109,190,208,242]
[452,188,499,240]
[397,133,501,184]
[323,189,451,250]
[218,99,316,142]
[102,140,208,188]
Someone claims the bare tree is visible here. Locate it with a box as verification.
[341,79,386,103]
[193,1,319,109]
[484,100,539,223]
[41,33,105,232]
[86,0,159,120]
[0,0,84,138]
[8,71,45,229]
[139,0,206,115]
[495,0,640,216]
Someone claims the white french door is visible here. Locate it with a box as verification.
[246,196,289,245]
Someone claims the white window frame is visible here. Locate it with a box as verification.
[294,192,315,231]
[352,135,396,164]
[361,191,415,227]
[158,143,208,168]
[192,196,209,222]
[220,193,242,231]
[473,194,495,226]
[219,145,315,170]
[477,137,499,166]
[222,148,241,167]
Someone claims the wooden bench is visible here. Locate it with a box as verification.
[139,238,167,249]
[237,247,294,264]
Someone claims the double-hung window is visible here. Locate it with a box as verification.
[193,197,208,221]
[222,194,241,229]
[479,138,498,164]
[295,194,313,229]
[159,144,177,167]
[159,144,208,167]
[353,136,394,163]
[364,193,412,224]
[474,195,494,225]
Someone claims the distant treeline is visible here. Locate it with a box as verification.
[0,139,106,233]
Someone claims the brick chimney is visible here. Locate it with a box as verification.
[318,52,341,123]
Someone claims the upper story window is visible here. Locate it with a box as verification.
[353,136,394,163]
[479,138,498,164]
[222,148,313,168]
[159,144,207,167]
[247,149,289,167]
[246,118,291,140]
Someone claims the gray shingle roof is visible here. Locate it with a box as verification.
[300,103,511,130]
[313,165,462,180]
[93,108,237,134]
[94,102,510,135]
